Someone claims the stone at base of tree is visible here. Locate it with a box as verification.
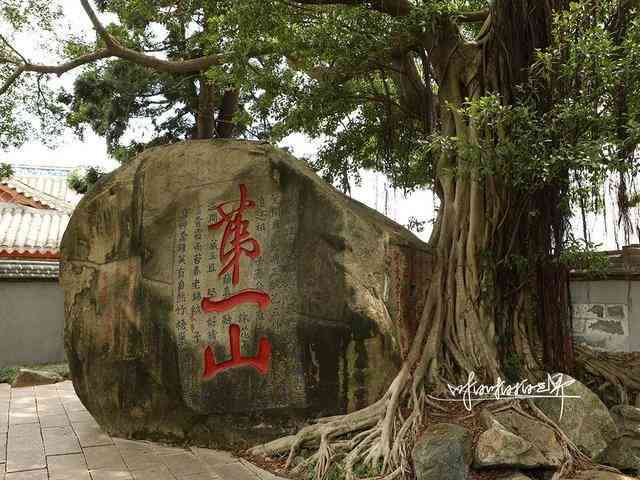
[493,410,564,467]
[473,423,553,469]
[596,435,640,473]
[12,369,63,387]
[534,374,618,460]
[568,470,639,480]
[610,405,640,435]
[411,423,472,480]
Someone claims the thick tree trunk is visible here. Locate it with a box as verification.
[196,78,216,139]
[216,88,239,138]
[250,2,584,477]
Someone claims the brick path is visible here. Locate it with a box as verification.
[0,382,286,480]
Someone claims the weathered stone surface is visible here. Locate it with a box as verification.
[12,369,62,388]
[610,405,640,435]
[596,435,640,472]
[412,423,472,480]
[493,410,564,467]
[473,422,552,470]
[60,140,431,448]
[535,374,618,459]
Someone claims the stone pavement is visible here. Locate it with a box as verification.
[0,382,287,480]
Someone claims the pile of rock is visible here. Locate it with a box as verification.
[12,368,63,388]
[412,375,640,480]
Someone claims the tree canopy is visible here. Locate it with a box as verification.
[0,1,637,208]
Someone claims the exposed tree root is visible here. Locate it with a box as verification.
[575,345,640,406]
[247,343,637,480]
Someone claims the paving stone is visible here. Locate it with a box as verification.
[5,447,46,473]
[63,400,87,412]
[36,405,65,416]
[89,469,133,480]
[68,411,94,423]
[55,382,75,390]
[206,462,256,480]
[47,453,92,480]
[39,414,69,428]
[160,453,206,477]
[191,448,235,467]
[37,398,64,407]
[121,451,157,471]
[58,398,78,406]
[149,444,189,456]
[73,422,112,447]
[42,426,81,455]
[34,394,58,403]
[8,412,38,426]
[84,446,126,470]
[0,433,5,463]
[130,465,174,480]
[6,424,45,473]
[5,469,47,480]
[10,389,34,398]
[8,425,40,438]
[113,438,152,453]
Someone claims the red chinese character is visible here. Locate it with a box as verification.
[202,324,271,379]
[201,289,270,313]
[209,183,260,285]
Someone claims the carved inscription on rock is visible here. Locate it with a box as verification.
[172,179,304,413]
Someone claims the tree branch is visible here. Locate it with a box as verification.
[0,67,24,96]
[455,9,490,23]
[23,49,111,75]
[78,0,227,73]
[0,33,27,64]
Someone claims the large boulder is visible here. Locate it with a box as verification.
[535,374,618,459]
[473,422,552,470]
[60,140,431,447]
[493,410,564,467]
[412,423,472,480]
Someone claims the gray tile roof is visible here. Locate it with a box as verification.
[0,203,70,256]
[0,259,59,278]
[1,177,75,212]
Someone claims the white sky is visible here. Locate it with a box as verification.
[1,2,636,249]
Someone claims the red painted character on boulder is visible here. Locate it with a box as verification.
[200,184,272,380]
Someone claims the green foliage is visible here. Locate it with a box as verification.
[1,0,639,237]
[0,162,13,180]
[0,363,69,384]
[67,166,104,194]
[561,238,610,277]
[0,366,17,384]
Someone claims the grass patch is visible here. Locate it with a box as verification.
[0,363,70,384]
